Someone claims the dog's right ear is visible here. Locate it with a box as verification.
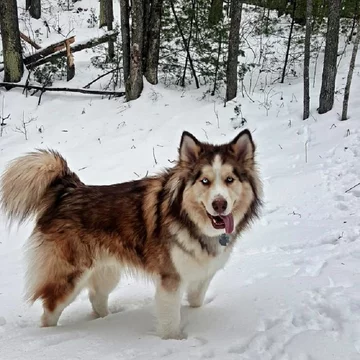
[179,131,202,163]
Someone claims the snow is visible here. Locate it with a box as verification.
[1,2,360,359]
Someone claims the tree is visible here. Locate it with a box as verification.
[26,0,41,19]
[0,0,24,83]
[341,18,360,121]
[120,0,131,83]
[99,0,115,59]
[281,0,296,83]
[144,0,164,84]
[126,0,144,101]
[318,0,341,114]
[303,0,312,120]
[209,0,224,26]
[225,0,243,101]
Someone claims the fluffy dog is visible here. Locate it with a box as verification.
[0,130,262,339]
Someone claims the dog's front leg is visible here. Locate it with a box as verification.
[187,276,213,308]
[155,276,185,340]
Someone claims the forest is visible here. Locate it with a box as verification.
[0,0,359,120]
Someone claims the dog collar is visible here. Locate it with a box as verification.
[219,233,230,246]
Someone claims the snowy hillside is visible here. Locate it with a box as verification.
[1,1,360,359]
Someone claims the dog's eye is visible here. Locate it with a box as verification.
[225,176,234,184]
[200,178,210,185]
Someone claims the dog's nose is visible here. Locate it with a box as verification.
[212,198,227,213]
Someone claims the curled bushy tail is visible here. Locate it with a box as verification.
[1,149,81,224]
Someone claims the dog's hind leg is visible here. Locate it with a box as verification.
[25,232,92,327]
[40,270,91,327]
[87,265,121,318]
[186,276,213,308]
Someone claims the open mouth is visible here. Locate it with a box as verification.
[207,213,234,234]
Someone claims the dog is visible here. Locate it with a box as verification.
[0,129,262,339]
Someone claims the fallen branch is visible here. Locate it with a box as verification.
[83,68,119,89]
[27,31,119,69]
[24,36,75,65]
[0,82,125,97]
[345,182,360,193]
[20,32,41,50]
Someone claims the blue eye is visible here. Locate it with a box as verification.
[226,177,234,184]
[201,178,210,185]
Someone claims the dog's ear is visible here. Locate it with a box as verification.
[179,131,202,163]
[229,129,255,162]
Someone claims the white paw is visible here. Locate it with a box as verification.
[188,299,204,308]
[159,329,188,340]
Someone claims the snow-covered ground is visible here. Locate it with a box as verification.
[1,2,360,359]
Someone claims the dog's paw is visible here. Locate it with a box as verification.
[157,327,188,340]
[188,299,204,308]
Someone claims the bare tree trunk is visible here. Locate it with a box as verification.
[303,0,312,120]
[281,0,296,83]
[0,0,24,83]
[209,0,224,26]
[26,0,41,19]
[120,0,131,83]
[144,0,164,84]
[341,19,360,121]
[99,0,115,59]
[126,0,144,101]
[318,0,341,114]
[170,0,199,89]
[181,0,196,87]
[348,0,359,42]
[225,0,243,101]
[212,30,223,96]
[142,0,151,73]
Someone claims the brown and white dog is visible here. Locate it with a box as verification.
[0,130,262,339]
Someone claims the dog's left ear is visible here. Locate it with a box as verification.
[179,131,202,163]
[229,129,255,162]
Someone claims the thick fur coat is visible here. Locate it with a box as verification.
[0,130,262,339]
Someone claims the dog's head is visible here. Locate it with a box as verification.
[177,130,261,237]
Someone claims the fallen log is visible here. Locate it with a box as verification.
[26,31,119,69]
[24,36,75,65]
[0,82,125,97]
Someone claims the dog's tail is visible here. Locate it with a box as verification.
[1,149,82,225]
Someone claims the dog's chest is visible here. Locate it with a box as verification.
[170,232,232,282]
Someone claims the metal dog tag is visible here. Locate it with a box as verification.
[219,233,230,246]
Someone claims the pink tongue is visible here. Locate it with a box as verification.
[220,214,234,234]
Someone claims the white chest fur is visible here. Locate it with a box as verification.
[170,229,232,283]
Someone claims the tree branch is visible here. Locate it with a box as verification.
[0,82,125,97]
